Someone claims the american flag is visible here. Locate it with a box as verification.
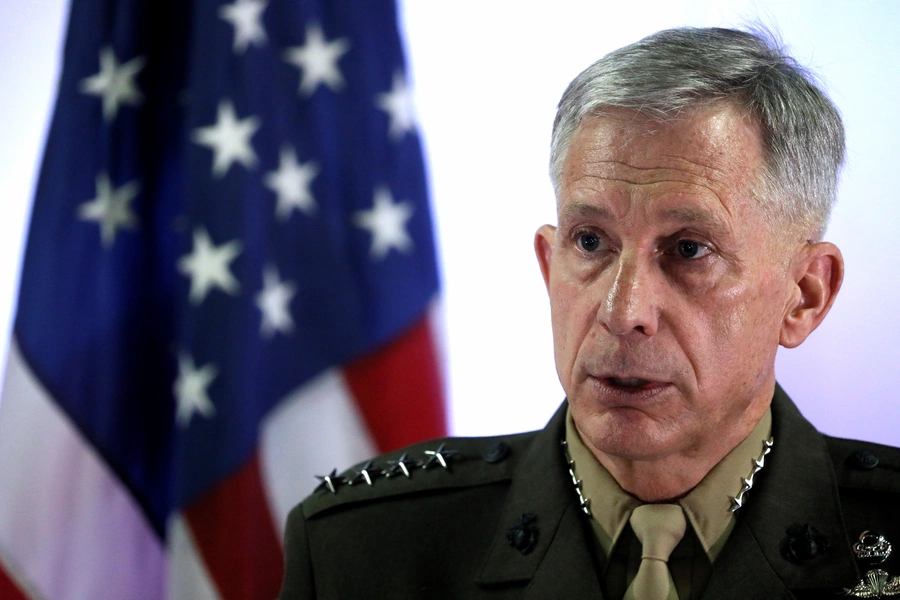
[0,0,446,598]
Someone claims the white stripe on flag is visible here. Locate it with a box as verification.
[167,514,222,600]
[260,367,378,537]
[0,338,165,600]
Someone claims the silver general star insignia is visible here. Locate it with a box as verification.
[315,469,343,494]
[382,452,418,478]
[346,460,378,486]
[561,440,592,516]
[422,443,458,470]
[729,437,774,512]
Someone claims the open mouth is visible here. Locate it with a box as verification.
[597,377,671,398]
[607,377,650,389]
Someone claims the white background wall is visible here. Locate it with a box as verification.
[2,1,898,445]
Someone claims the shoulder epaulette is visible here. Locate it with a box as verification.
[826,435,900,494]
[302,431,536,519]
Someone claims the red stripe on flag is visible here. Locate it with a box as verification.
[0,564,29,600]
[344,314,447,452]
[184,452,284,600]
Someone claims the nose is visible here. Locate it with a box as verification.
[596,252,660,337]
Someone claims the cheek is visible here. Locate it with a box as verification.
[699,274,785,375]
[669,258,729,299]
[549,276,597,363]
[712,284,751,341]
[549,280,576,346]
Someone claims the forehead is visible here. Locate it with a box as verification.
[557,105,765,223]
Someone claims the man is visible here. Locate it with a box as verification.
[279,27,900,599]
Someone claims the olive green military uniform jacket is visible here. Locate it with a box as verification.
[279,385,900,599]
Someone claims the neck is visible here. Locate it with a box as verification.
[595,452,722,503]
[587,412,767,503]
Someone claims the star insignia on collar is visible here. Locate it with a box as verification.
[382,452,418,478]
[315,469,343,494]
[730,436,774,513]
[347,460,378,486]
[422,443,458,470]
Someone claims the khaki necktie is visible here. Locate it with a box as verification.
[623,503,686,600]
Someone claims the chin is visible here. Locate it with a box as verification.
[578,408,680,461]
[597,436,676,462]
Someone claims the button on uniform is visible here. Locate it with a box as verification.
[850,449,880,470]
[482,441,511,463]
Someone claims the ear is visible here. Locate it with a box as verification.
[534,224,557,290]
[780,241,844,348]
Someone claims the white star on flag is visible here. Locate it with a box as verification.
[376,72,416,141]
[191,100,260,177]
[77,172,140,247]
[283,23,350,96]
[255,266,297,338]
[174,353,218,427]
[80,46,146,122]
[177,227,243,305]
[219,0,268,54]
[353,186,415,260]
[264,146,319,220]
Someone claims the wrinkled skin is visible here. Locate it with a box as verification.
[535,104,842,501]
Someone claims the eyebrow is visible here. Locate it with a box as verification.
[559,202,615,221]
[560,202,732,238]
[657,206,732,238]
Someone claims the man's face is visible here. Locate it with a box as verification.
[536,104,800,463]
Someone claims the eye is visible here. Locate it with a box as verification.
[577,232,602,252]
[675,239,711,259]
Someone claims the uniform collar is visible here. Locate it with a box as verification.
[475,386,860,599]
[475,401,604,596]
[562,410,637,557]
[680,407,771,560]
[702,384,859,595]
[564,406,772,563]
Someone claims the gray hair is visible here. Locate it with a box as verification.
[550,27,845,239]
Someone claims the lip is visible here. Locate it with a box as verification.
[587,375,673,403]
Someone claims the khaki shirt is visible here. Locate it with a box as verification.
[565,408,773,600]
